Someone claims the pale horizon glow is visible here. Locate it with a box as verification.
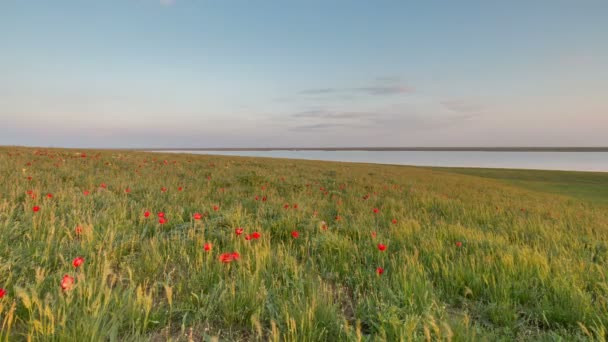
[1,1,607,148]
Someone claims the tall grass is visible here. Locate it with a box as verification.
[0,147,606,340]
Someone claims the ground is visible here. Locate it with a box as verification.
[0,147,606,341]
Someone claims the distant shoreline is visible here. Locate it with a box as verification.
[137,147,608,152]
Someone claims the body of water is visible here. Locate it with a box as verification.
[155,150,608,172]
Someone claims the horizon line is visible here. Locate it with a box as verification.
[3,145,608,152]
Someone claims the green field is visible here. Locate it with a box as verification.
[0,147,606,341]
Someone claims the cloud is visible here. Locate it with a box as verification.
[298,88,337,95]
[351,86,412,95]
[292,110,376,119]
[298,85,413,97]
[441,100,484,113]
[290,123,357,131]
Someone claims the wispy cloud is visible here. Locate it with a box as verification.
[441,100,484,113]
[298,85,413,97]
[292,110,376,119]
[290,122,358,131]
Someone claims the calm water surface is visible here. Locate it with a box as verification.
[156,151,608,172]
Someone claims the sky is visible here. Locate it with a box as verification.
[1,0,607,148]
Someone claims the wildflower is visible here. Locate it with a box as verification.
[213,205,219,211]
[83,190,90,196]
[159,217,167,224]
[46,193,53,199]
[157,212,165,218]
[72,256,85,268]
[377,243,386,251]
[100,183,107,189]
[245,235,252,241]
[254,195,259,201]
[392,219,398,224]
[144,211,151,218]
[262,196,267,202]
[291,231,299,238]
[251,232,261,240]
[235,228,244,236]
[161,187,167,192]
[0,288,6,298]
[219,252,239,263]
[283,203,290,209]
[456,241,463,248]
[125,188,131,193]
[178,186,183,191]
[293,203,298,209]
[204,243,212,251]
[373,208,379,214]
[371,232,377,239]
[75,226,83,235]
[376,267,384,275]
[193,212,202,220]
[33,206,40,212]
[61,274,75,291]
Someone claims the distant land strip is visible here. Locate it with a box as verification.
[134,147,608,152]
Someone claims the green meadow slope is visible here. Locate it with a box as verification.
[0,147,606,341]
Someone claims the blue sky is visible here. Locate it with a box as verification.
[1,0,607,147]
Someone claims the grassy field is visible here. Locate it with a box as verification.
[0,147,606,341]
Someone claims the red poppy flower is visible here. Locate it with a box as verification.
[335,216,341,221]
[32,206,40,212]
[219,252,239,263]
[254,195,259,201]
[392,219,398,224]
[83,190,90,196]
[376,267,384,275]
[377,243,386,251]
[75,226,83,235]
[251,232,261,239]
[321,221,328,230]
[245,235,252,241]
[100,183,107,189]
[371,232,377,239]
[262,196,267,202]
[0,288,6,298]
[26,190,34,195]
[144,211,151,218]
[456,241,462,248]
[178,186,183,191]
[125,188,131,193]
[283,203,290,209]
[27,176,32,180]
[159,217,167,224]
[373,208,379,214]
[291,231,299,238]
[213,205,219,211]
[161,187,167,192]
[293,204,298,209]
[157,212,165,218]
[235,228,244,236]
[193,212,202,220]
[61,274,75,291]
[46,193,53,199]
[204,243,212,251]
[72,256,85,268]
